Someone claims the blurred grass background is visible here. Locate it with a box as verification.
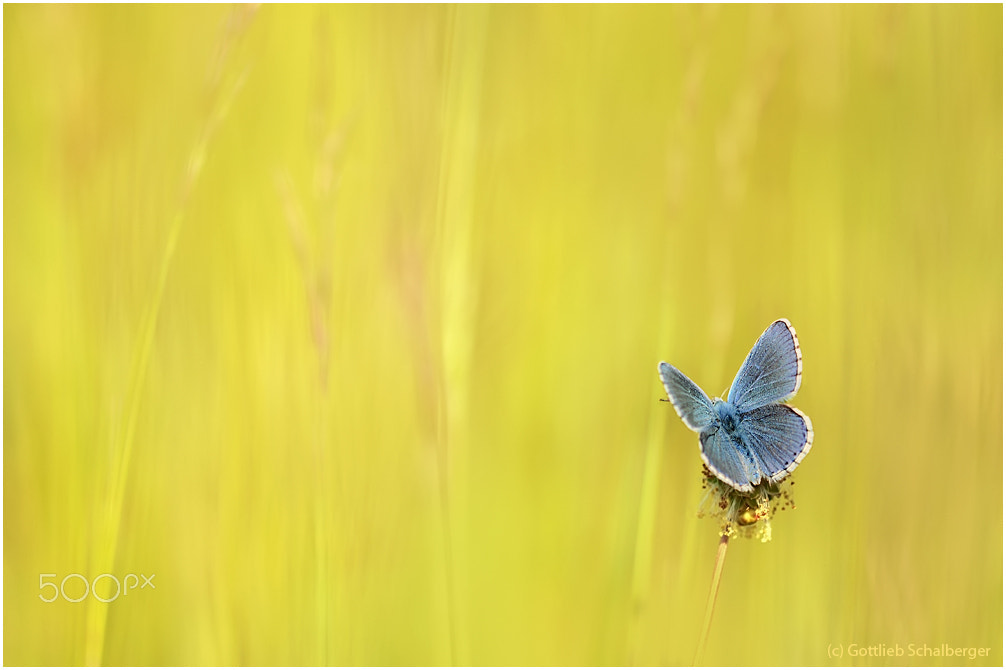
[4,4,1002,666]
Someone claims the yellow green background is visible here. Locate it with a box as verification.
[4,4,1002,666]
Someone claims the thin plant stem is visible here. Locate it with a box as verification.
[693,532,730,665]
[82,9,253,665]
[626,408,664,664]
[431,5,489,664]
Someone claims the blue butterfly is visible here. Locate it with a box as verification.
[658,319,814,493]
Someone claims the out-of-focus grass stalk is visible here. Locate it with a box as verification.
[276,169,334,664]
[276,129,343,663]
[83,8,254,665]
[628,25,707,661]
[631,315,701,665]
[275,19,351,659]
[693,534,729,665]
[627,331,671,662]
[432,5,489,664]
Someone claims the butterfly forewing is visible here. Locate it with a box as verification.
[658,362,715,431]
[727,319,802,413]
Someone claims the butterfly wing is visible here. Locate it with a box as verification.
[699,426,761,493]
[658,362,715,431]
[727,319,803,413]
[740,403,814,482]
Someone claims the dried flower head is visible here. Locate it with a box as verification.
[697,465,798,542]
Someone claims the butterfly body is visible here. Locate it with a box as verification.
[711,399,739,433]
[658,319,814,493]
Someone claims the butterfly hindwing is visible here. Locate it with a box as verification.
[658,362,715,431]
[699,426,760,493]
[739,403,814,482]
[727,319,802,413]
